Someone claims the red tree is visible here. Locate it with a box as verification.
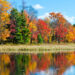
[55,24,67,42]
[9,20,16,42]
[37,19,51,42]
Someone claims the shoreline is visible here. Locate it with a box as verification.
[0,44,75,53]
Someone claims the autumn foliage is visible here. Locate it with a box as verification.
[55,24,67,42]
[0,0,75,44]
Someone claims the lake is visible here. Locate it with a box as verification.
[0,51,75,75]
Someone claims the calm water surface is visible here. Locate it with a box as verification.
[0,51,75,75]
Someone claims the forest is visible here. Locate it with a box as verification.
[0,0,75,44]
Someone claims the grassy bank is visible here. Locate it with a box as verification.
[0,44,75,53]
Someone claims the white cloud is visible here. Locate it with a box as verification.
[38,12,49,19]
[64,15,75,24]
[33,4,43,10]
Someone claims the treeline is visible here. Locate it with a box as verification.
[0,0,75,44]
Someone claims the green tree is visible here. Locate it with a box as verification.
[20,11,30,43]
[10,8,24,43]
[73,24,75,27]
[37,34,43,43]
[10,9,30,44]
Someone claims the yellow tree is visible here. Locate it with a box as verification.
[28,19,37,43]
[66,26,75,42]
[73,26,75,41]
[29,19,37,32]
[0,0,11,41]
[24,10,30,25]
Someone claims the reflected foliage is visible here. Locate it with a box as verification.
[0,52,75,75]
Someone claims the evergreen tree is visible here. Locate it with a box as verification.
[73,24,75,27]
[37,34,43,43]
[20,11,30,43]
[9,8,17,43]
[9,8,23,43]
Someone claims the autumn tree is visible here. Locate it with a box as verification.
[49,12,73,43]
[0,0,11,43]
[37,19,51,43]
[28,18,38,43]
[66,26,75,42]
[49,12,66,28]
[44,17,53,43]
[55,24,67,43]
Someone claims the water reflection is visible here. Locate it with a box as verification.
[0,52,75,75]
[31,67,57,75]
[63,66,75,75]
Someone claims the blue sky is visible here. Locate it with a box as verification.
[7,0,75,24]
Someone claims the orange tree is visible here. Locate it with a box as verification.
[49,12,68,42]
[0,0,11,42]
[28,19,38,43]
